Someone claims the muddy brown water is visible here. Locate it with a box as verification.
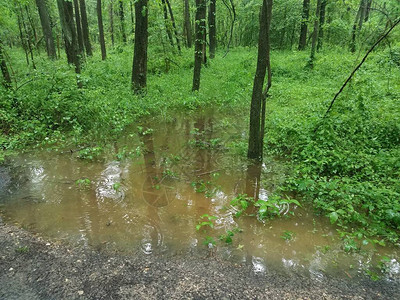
[1,111,399,281]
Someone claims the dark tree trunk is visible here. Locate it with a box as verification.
[131,0,148,92]
[161,0,174,47]
[248,0,272,161]
[0,38,11,89]
[350,0,363,53]
[192,0,207,91]
[308,0,321,68]
[20,6,36,69]
[25,6,38,49]
[130,1,134,33]
[119,0,127,43]
[35,0,57,59]
[109,1,115,46]
[166,0,181,52]
[73,0,84,56]
[298,0,310,50]
[364,0,372,22]
[57,0,81,77]
[17,12,30,66]
[79,0,93,56]
[97,0,107,60]
[317,0,326,51]
[184,0,192,48]
[209,0,216,58]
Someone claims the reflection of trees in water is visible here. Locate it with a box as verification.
[245,162,262,201]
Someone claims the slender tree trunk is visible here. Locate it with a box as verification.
[130,1,134,33]
[350,0,364,53]
[0,38,11,89]
[35,0,57,59]
[184,0,192,48]
[166,0,181,52]
[298,0,310,50]
[25,6,38,50]
[161,0,174,47]
[20,6,36,69]
[119,0,127,43]
[364,0,372,22]
[248,0,272,161]
[209,0,216,58]
[317,0,326,51]
[192,0,206,91]
[57,0,81,79]
[79,0,93,56]
[17,12,30,66]
[97,0,107,60]
[73,0,84,56]
[308,0,321,68]
[131,0,148,92]
[109,1,115,46]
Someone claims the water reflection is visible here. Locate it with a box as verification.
[0,112,399,280]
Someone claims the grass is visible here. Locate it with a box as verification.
[1,43,399,247]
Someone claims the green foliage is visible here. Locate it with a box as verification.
[280,230,295,241]
[75,178,91,188]
[196,214,218,231]
[15,245,29,253]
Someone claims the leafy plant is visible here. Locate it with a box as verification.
[196,214,218,231]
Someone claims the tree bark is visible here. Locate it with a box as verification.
[161,0,174,47]
[166,0,181,52]
[298,0,310,50]
[109,1,115,46]
[209,0,216,58]
[97,0,107,60]
[0,38,11,89]
[192,0,207,91]
[35,0,57,59]
[119,0,127,43]
[20,6,36,69]
[130,1,134,33]
[308,0,321,68]
[17,12,30,66]
[350,0,364,53]
[131,0,148,92]
[317,0,326,51]
[73,0,84,56]
[79,0,93,56]
[184,0,192,48]
[57,0,81,77]
[248,0,272,161]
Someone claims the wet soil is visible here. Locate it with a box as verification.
[1,218,399,300]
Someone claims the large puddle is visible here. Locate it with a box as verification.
[1,111,399,280]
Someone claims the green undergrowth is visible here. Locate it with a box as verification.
[1,44,399,247]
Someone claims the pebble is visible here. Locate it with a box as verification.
[78,290,84,295]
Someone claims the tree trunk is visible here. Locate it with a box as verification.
[79,0,93,56]
[20,6,36,69]
[0,38,11,89]
[97,0,107,60]
[25,6,38,50]
[35,0,57,59]
[57,0,81,77]
[161,0,174,47]
[350,0,363,53]
[192,0,207,91]
[364,0,372,22]
[130,1,134,33]
[298,0,310,50]
[131,0,148,92]
[317,0,326,51]
[119,0,127,43]
[248,0,272,161]
[166,0,181,52]
[73,0,84,56]
[184,0,192,48]
[209,0,216,58]
[308,0,321,68]
[109,1,115,46]
[17,12,30,66]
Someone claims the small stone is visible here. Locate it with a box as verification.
[9,268,13,271]
[78,290,84,296]
[46,243,50,246]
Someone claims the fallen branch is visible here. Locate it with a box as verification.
[323,18,400,117]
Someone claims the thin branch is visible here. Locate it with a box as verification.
[323,18,400,117]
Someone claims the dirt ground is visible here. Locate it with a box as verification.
[1,218,399,300]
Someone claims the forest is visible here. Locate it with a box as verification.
[0,0,400,294]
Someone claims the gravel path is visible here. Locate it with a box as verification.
[1,219,399,300]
